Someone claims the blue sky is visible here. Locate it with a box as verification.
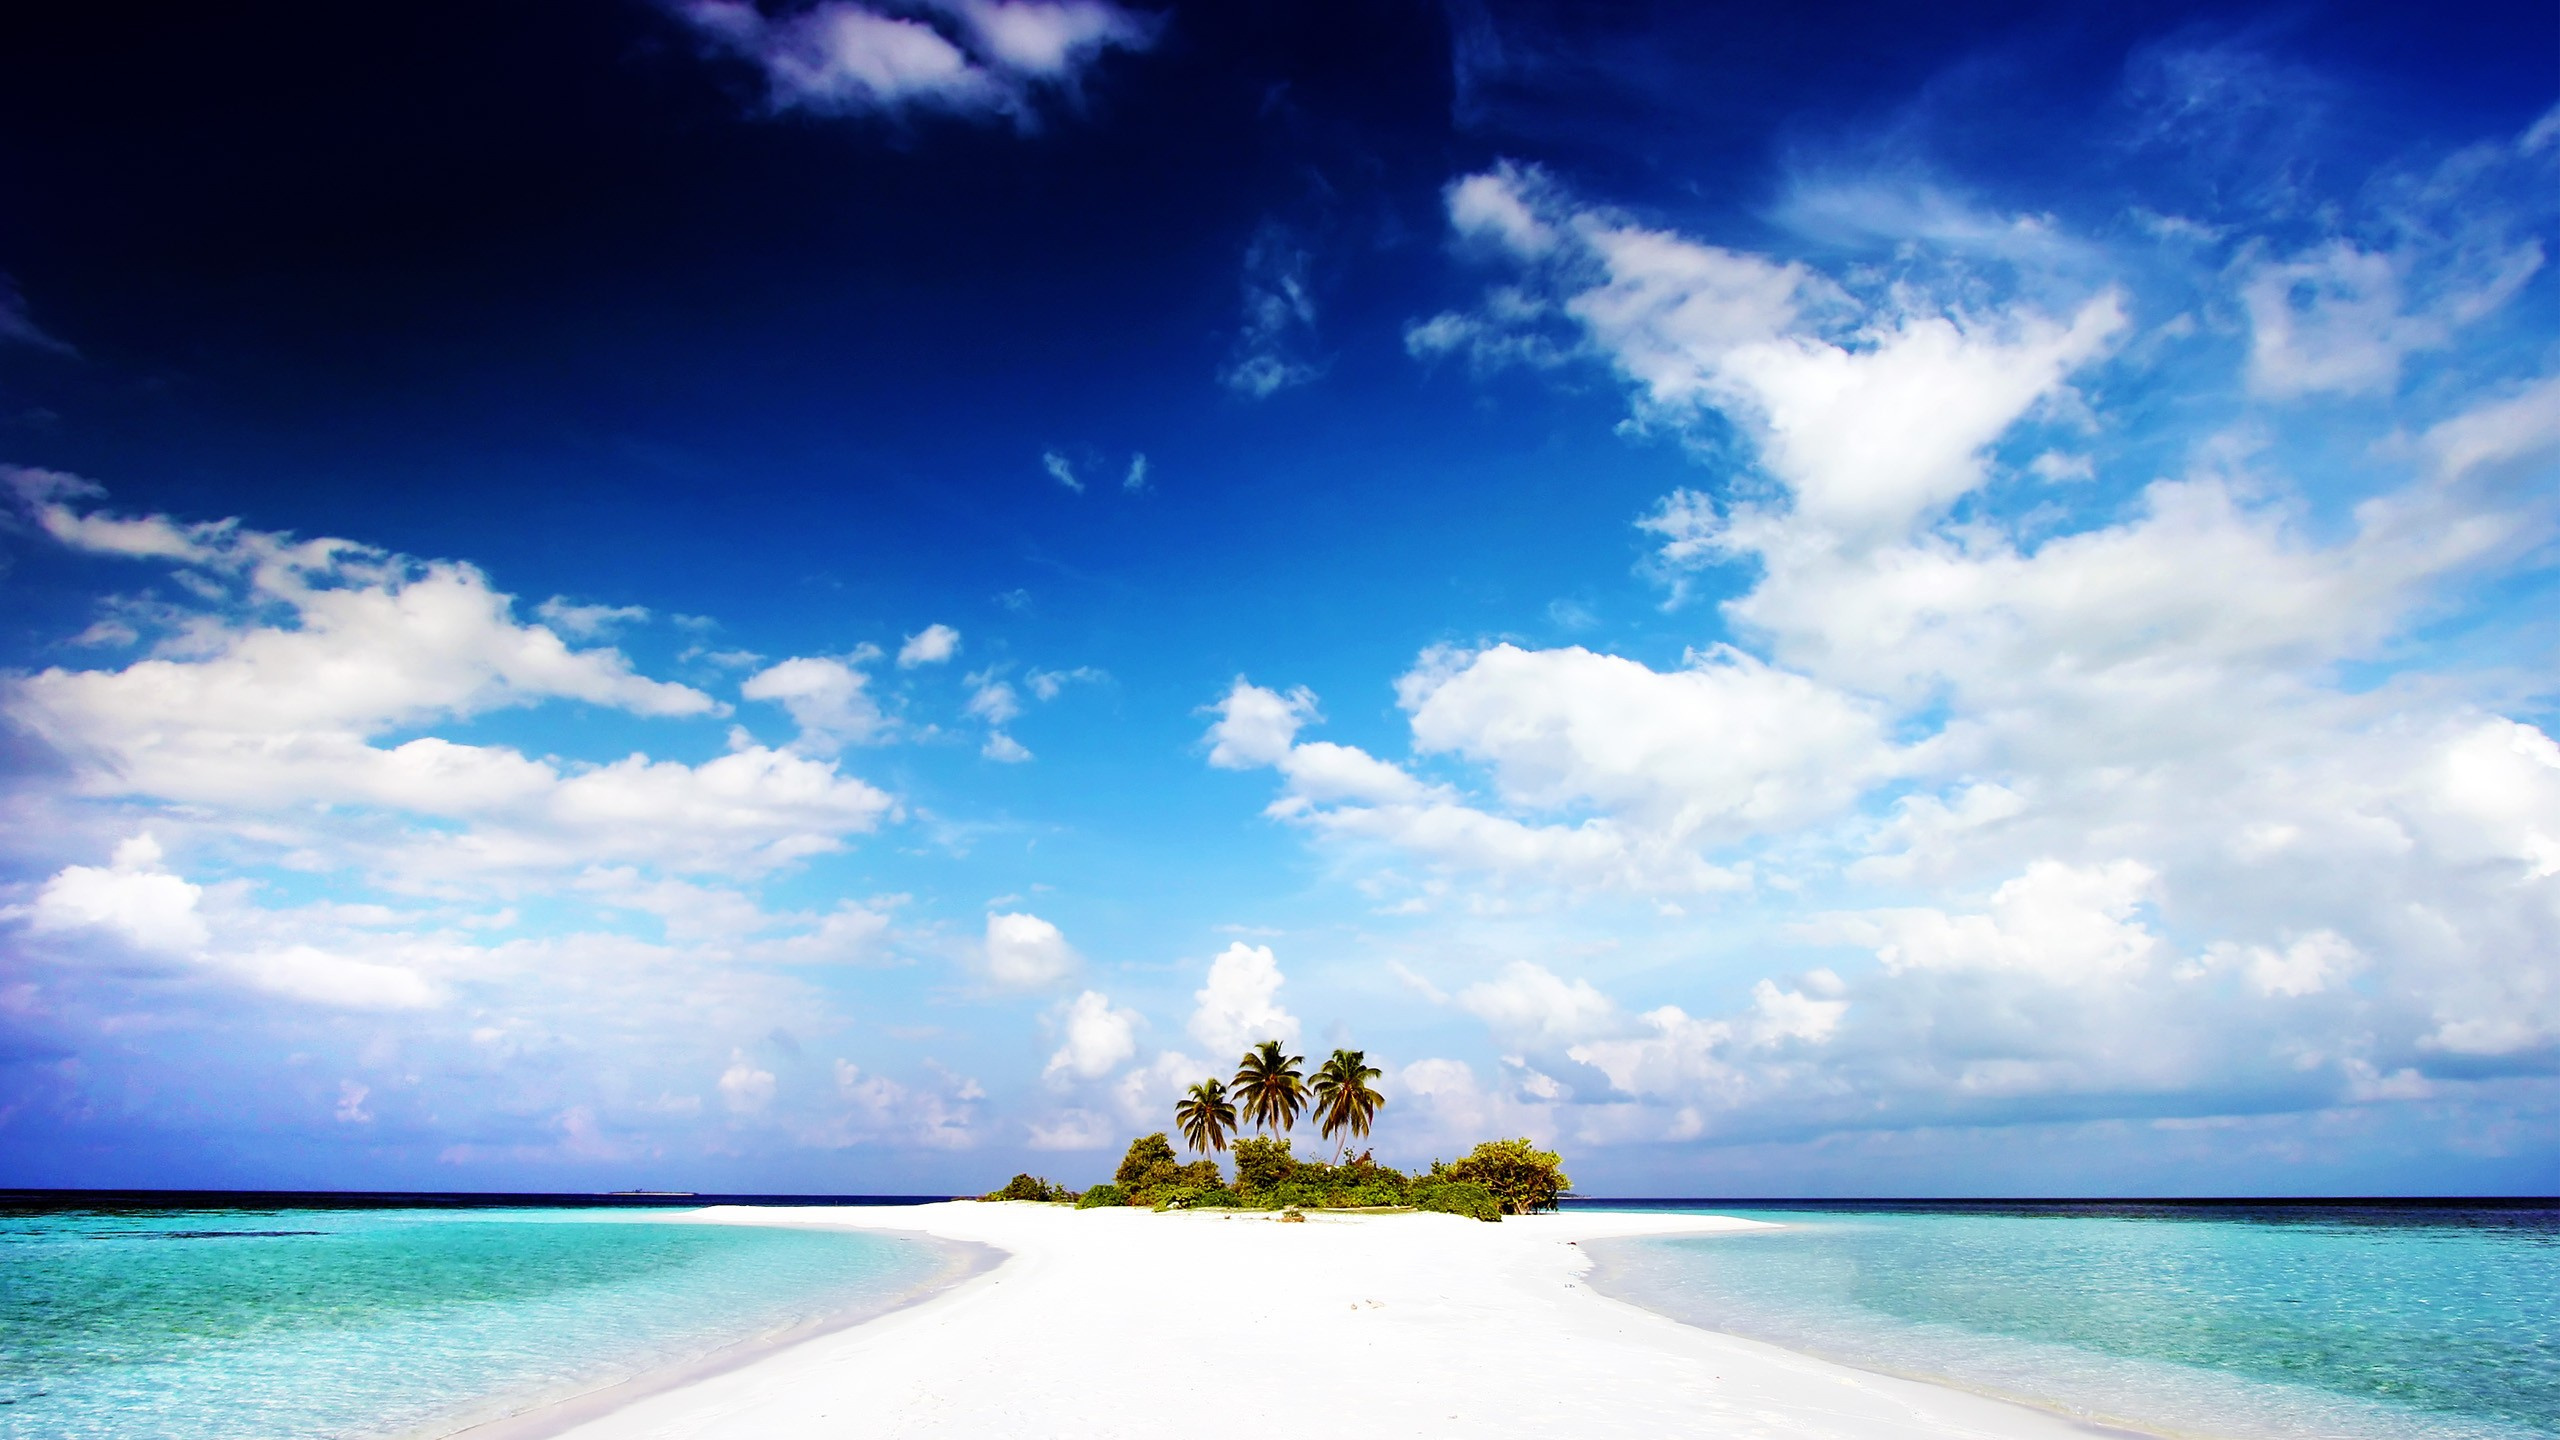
[1,0,2556,1196]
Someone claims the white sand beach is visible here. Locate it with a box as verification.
[502,1202,2130,1440]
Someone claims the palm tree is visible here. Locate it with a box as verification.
[1310,1048,1385,1159]
[1231,1040,1306,1135]
[1173,1077,1238,1155]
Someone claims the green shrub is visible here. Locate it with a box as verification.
[1231,1136,1295,1195]
[1410,1179,1501,1222]
[1262,1178,1329,1210]
[1148,1185,1241,1211]
[1328,1177,1410,1208]
[982,1173,1071,1202]
[1075,1183,1125,1209]
[1115,1133,1178,1187]
[1174,1157,1225,1189]
[1435,1138,1570,1215]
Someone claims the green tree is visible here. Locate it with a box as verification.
[1231,1040,1307,1134]
[1437,1138,1570,1215]
[982,1173,1069,1202]
[1309,1048,1385,1158]
[1174,1077,1239,1155]
[1115,1132,1178,1187]
[1230,1135,1295,1196]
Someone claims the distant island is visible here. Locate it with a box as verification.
[979,1040,1569,1220]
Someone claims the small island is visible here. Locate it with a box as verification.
[976,1040,1569,1220]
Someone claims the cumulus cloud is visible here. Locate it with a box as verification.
[675,0,1157,126]
[1044,988,1138,1081]
[1,480,896,880]
[897,623,961,667]
[719,1052,778,1112]
[1305,136,2560,1152]
[1186,942,1298,1057]
[11,836,439,1011]
[23,834,210,954]
[964,672,1022,726]
[743,652,892,751]
[1205,656,1852,897]
[983,910,1078,987]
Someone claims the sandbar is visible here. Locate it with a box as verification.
[503,1201,2134,1439]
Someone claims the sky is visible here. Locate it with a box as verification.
[0,0,2556,1197]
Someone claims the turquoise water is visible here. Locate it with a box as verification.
[0,1206,958,1440]
[1585,1204,2559,1440]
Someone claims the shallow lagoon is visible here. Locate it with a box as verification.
[0,1204,955,1440]
[1586,1202,2560,1440]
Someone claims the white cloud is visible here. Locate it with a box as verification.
[1446,164,1559,257]
[1123,453,1150,492]
[675,0,1154,124]
[24,834,210,954]
[1043,449,1084,492]
[1044,988,1138,1081]
[1207,676,1755,898]
[1026,665,1105,701]
[534,598,649,639]
[750,901,897,965]
[2243,238,2540,398]
[829,1060,977,1149]
[984,910,1078,988]
[12,837,441,1011]
[982,731,1033,763]
[1204,643,1888,899]
[1335,150,2560,1148]
[1816,860,2163,982]
[897,623,961,667]
[5,481,900,890]
[741,651,893,754]
[1203,678,1315,769]
[965,672,1022,726]
[1186,942,1298,1058]
[1025,1107,1116,1150]
[1110,1048,1206,1125]
[720,1052,778,1113]
[2209,930,2362,999]
[1456,961,1618,1046]
[232,944,440,1011]
[1399,643,1899,846]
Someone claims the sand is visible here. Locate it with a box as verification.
[514,1201,2127,1440]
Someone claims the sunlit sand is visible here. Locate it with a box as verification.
[511,1202,2113,1439]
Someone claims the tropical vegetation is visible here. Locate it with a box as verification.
[1231,1040,1306,1134]
[1308,1048,1385,1158]
[1174,1076,1238,1154]
[973,1038,1570,1223]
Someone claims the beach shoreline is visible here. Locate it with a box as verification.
[470,1200,2150,1440]
[427,1224,1001,1440]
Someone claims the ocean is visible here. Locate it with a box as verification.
[1580,1200,2559,1440]
[0,1197,964,1440]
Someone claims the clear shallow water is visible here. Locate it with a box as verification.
[0,1206,957,1440]
[1584,1204,2560,1440]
